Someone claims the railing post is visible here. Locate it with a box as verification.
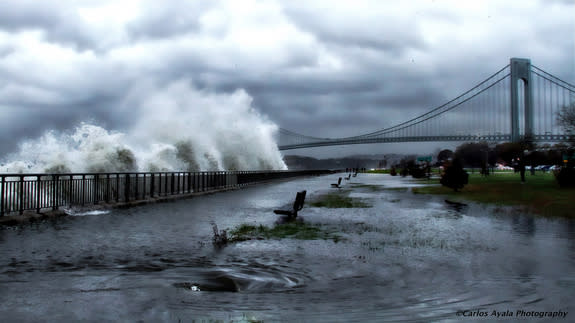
[142,173,146,199]
[52,174,59,211]
[116,174,120,203]
[135,173,139,200]
[36,175,41,213]
[94,174,99,205]
[125,173,130,202]
[0,175,4,217]
[18,175,24,215]
[81,174,86,207]
[150,173,155,198]
[51,175,55,211]
[164,173,168,196]
[106,174,110,203]
[69,175,73,207]
[171,173,175,195]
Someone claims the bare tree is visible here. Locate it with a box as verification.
[557,102,575,146]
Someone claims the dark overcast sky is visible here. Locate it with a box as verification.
[1,0,574,158]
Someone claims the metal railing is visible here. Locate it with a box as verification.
[0,170,334,216]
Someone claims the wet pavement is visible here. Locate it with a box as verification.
[1,173,574,322]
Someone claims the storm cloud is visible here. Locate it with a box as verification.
[0,0,573,158]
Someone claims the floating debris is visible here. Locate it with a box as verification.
[444,199,468,212]
[212,223,229,247]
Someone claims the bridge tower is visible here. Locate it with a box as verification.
[510,58,533,143]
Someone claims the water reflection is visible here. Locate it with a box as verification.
[511,214,536,236]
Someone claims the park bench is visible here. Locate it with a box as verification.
[344,173,351,180]
[331,177,342,188]
[273,190,307,218]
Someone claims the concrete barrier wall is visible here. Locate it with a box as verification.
[0,170,335,216]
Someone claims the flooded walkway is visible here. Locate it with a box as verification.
[1,174,574,322]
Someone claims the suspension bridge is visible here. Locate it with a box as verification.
[278,58,575,150]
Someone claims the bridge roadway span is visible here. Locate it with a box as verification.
[279,134,574,150]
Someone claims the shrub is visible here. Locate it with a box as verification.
[440,159,469,191]
[400,167,409,177]
[409,166,427,179]
[555,166,575,188]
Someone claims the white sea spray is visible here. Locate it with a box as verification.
[0,80,287,173]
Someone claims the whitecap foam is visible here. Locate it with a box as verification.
[1,80,287,173]
[62,208,111,216]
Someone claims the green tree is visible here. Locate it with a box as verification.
[495,142,523,165]
[437,149,454,163]
[455,142,489,168]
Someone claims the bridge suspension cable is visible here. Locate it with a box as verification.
[530,65,575,140]
[346,64,511,140]
[279,59,575,150]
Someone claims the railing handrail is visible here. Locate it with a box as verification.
[0,169,320,177]
[0,169,335,217]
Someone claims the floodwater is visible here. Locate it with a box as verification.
[1,174,574,322]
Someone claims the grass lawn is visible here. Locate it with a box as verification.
[412,172,575,218]
[309,192,371,208]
